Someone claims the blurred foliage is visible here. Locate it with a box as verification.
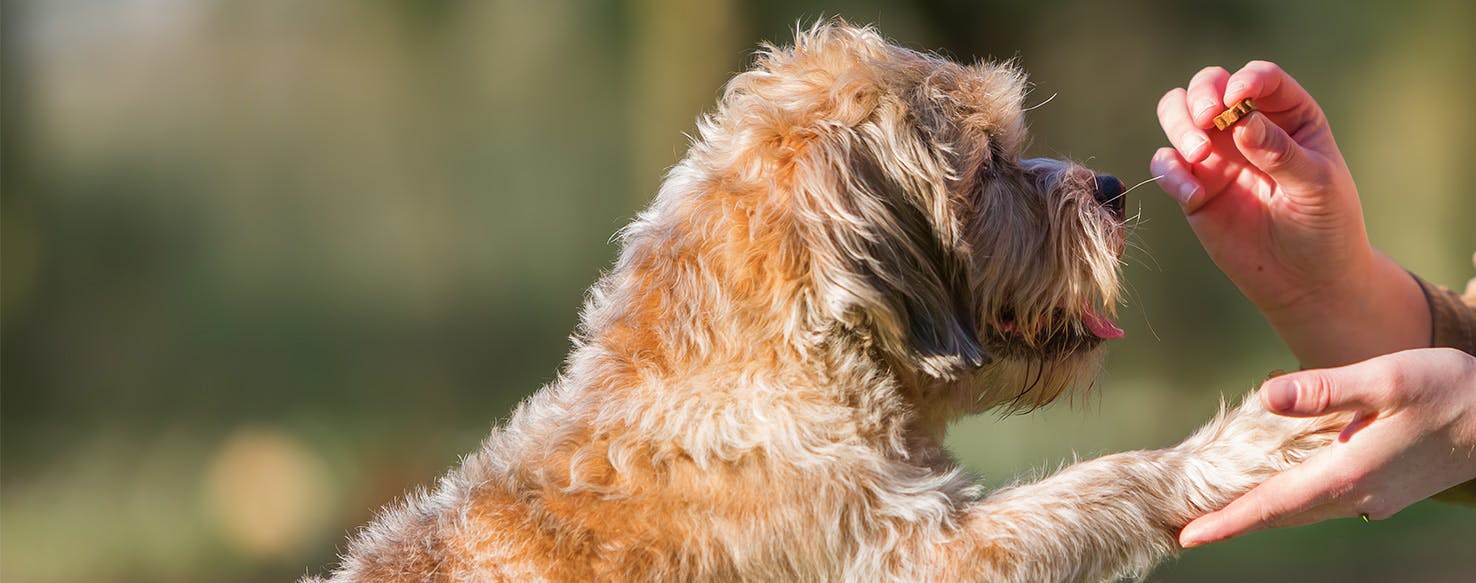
[2,1,1473,581]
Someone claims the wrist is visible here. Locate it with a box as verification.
[1261,251,1431,368]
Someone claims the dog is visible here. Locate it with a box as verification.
[307,22,1343,582]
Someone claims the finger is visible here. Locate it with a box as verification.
[1185,66,1231,129]
[1223,60,1324,125]
[1149,147,1204,207]
[1260,358,1398,417]
[1229,112,1326,193]
[1179,455,1343,547]
[1156,88,1212,163]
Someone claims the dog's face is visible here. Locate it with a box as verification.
[682,23,1127,411]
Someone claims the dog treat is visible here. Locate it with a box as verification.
[1212,98,1257,131]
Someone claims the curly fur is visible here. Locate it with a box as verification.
[305,22,1344,582]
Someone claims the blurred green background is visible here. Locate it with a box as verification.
[3,1,1473,581]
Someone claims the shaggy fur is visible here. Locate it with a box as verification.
[307,23,1343,582]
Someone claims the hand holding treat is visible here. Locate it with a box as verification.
[1149,61,1428,368]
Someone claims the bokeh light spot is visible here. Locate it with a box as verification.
[202,427,330,560]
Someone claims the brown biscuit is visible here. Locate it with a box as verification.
[1212,98,1257,131]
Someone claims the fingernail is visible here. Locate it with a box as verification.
[1180,524,1207,548]
[1225,81,1247,99]
[1240,113,1266,147]
[1193,98,1218,119]
[1265,380,1296,412]
[1182,134,1208,158]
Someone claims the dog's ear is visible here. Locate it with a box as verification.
[791,94,988,381]
[724,22,987,379]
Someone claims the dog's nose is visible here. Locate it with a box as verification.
[1094,174,1125,218]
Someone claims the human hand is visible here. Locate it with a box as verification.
[1150,61,1429,368]
[1179,348,1476,547]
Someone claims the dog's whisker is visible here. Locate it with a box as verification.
[1120,174,1164,197]
[1124,209,1152,237]
[1098,175,1162,212]
[1111,262,1164,343]
[1122,218,1142,240]
[1133,246,1157,274]
[1119,248,1160,277]
[1124,227,1162,273]
[1136,292,1164,343]
[1022,91,1058,112]
[1121,253,1157,274]
[1123,252,1158,274]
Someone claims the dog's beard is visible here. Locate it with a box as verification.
[951,342,1108,414]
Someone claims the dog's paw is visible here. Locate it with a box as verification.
[1226,394,1345,469]
[1173,393,1348,512]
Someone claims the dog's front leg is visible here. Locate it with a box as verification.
[944,397,1342,582]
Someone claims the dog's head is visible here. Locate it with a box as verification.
[648,22,1126,411]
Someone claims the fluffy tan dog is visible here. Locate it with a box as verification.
[308,23,1342,582]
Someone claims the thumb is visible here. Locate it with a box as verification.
[1260,362,1391,417]
[1231,112,1324,192]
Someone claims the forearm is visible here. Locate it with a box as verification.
[1262,251,1430,368]
[965,449,1194,582]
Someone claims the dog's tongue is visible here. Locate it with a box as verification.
[1083,307,1125,340]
